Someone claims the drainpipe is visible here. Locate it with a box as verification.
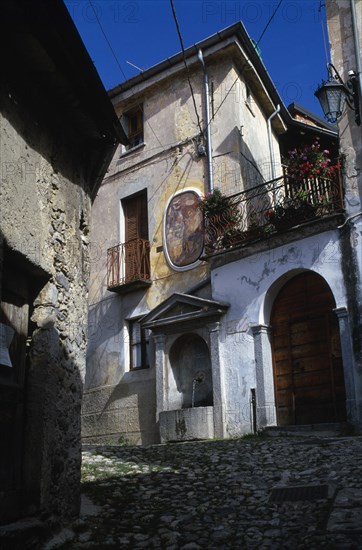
[198,49,214,193]
[350,0,362,117]
[267,104,280,181]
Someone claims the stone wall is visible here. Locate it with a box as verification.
[0,88,91,524]
[326,0,362,427]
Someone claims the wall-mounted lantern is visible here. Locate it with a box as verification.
[315,63,360,126]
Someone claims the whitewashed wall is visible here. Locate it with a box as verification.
[211,228,353,436]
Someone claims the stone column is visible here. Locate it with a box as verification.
[153,333,167,423]
[334,307,358,424]
[208,321,226,438]
[251,324,276,428]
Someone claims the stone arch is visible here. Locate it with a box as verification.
[169,333,213,409]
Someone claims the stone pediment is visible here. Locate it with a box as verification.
[141,293,229,332]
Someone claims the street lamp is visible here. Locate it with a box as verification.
[315,63,361,126]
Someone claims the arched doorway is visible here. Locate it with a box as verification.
[271,272,346,425]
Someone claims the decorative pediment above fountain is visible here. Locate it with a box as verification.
[141,293,229,333]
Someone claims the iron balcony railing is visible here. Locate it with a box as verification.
[204,170,344,254]
[107,238,151,290]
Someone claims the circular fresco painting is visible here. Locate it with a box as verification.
[164,191,204,268]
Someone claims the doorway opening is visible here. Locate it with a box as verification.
[271,271,346,425]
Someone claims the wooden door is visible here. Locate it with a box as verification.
[271,272,346,425]
[0,272,30,523]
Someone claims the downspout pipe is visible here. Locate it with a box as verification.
[267,104,280,181]
[198,49,214,193]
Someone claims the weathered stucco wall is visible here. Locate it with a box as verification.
[84,47,284,445]
[84,134,208,444]
[211,226,355,435]
[1,95,91,521]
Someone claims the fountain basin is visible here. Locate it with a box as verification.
[159,406,214,442]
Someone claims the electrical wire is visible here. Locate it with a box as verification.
[319,1,330,67]
[255,0,284,48]
[87,0,165,151]
[169,0,204,135]
[210,0,284,123]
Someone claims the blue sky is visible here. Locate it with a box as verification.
[66,0,330,117]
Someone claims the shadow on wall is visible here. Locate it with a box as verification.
[215,126,267,192]
[84,291,159,446]
[0,237,83,534]
[86,294,124,389]
[169,333,213,409]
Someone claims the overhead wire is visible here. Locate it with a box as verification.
[87,0,165,151]
[169,0,204,135]
[318,1,330,66]
[87,0,284,194]
[209,0,284,124]
[256,0,284,48]
[87,0,201,263]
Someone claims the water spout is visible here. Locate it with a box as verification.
[191,372,205,408]
[192,379,197,408]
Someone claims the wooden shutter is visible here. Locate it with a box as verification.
[129,320,150,370]
[123,193,149,282]
[124,193,148,242]
[127,109,143,148]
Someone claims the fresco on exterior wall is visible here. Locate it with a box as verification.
[165,191,204,268]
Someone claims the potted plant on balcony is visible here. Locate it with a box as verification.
[264,189,317,231]
[197,188,231,216]
[283,138,339,183]
[264,204,294,231]
[238,213,265,242]
[198,188,240,248]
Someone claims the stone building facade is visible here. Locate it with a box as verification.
[83,22,287,445]
[201,1,362,436]
[83,20,355,446]
[0,0,125,538]
[325,0,362,426]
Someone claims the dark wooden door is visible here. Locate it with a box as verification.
[271,272,346,425]
[0,272,29,523]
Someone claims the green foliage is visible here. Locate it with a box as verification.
[117,434,130,446]
[197,188,229,215]
[283,138,339,180]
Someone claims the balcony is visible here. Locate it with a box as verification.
[107,239,151,293]
[204,170,344,255]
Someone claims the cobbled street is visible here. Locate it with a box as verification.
[45,434,362,549]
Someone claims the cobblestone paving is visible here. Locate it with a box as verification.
[45,435,362,549]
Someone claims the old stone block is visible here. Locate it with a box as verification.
[327,507,362,533]
[159,407,214,442]
[34,283,58,307]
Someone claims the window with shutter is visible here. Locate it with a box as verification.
[120,107,144,150]
[122,192,150,283]
[129,318,150,370]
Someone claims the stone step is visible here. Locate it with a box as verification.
[264,422,353,438]
[0,518,48,550]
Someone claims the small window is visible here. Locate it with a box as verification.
[245,84,255,116]
[129,318,150,370]
[121,107,144,150]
